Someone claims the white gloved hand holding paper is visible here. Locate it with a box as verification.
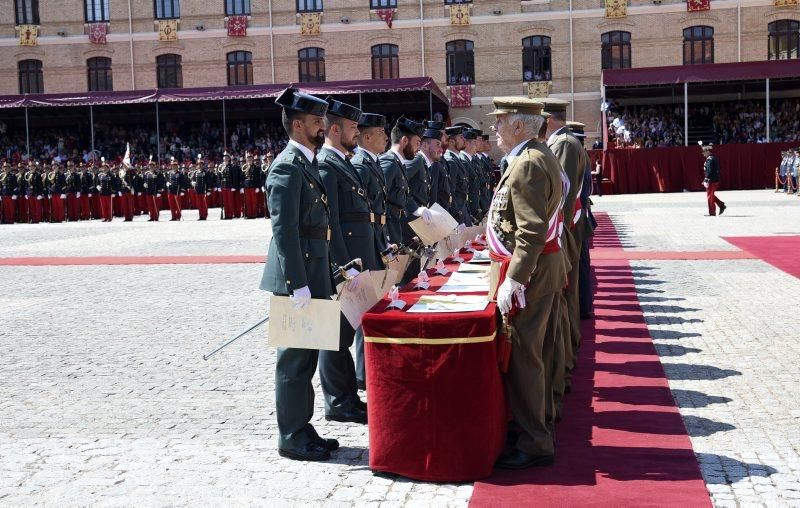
[497,277,526,315]
[290,286,312,310]
[415,207,433,224]
[345,268,360,290]
[456,223,466,234]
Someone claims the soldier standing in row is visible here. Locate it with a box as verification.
[241,153,260,219]
[191,156,210,221]
[118,165,135,222]
[143,161,161,221]
[47,162,67,223]
[96,162,115,222]
[444,126,471,227]
[166,159,183,221]
[26,163,44,224]
[460,128,483,223]
[317,97,372,424]
[487,97,566,469]
[379,117,421,246]
[79,164,94,221]
[259,88,341,462]
[0,162,18,224]
[65,162,80,221]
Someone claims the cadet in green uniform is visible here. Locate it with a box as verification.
[459,128,484,222]
[379,117,424,245]
[259,88,340,462]
[317,97,371,423]
[444,126,471,226]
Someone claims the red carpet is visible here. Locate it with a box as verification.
[723,236,800,279]
[469,217,711,507]
[0,255,264,266]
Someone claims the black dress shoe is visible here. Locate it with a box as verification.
[278,442,331,462]
[312,436,340,451]
[325,406,368,424]
[495,448,555,470]
[719,204,727,215]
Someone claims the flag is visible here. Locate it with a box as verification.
[605,0,627,18]
[687,0,710,11]
[450,85,472,108]
[227,15,248,37]
[774,0,798,5]
[123,143,131,168]
[527,81,551,99]
[18,25,38,46]
[158,19,178,41]
[300,13,322,35]
[450,4,470,25]
[376,8,394,28]
[88,23,107,44]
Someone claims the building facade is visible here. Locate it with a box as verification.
[2,0,800,142]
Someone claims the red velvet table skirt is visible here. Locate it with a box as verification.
[361,254,506,482]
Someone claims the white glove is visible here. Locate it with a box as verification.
[138,192,142,196]
[456,223,466,234]
[415,207,433,224]
[261,186,266,192]
[61,194,67,199]
[11,195,17,200]
[88,194,93,197]
[497,277,526,315]
[96,185,101,191]
[37,196,43,200]
[290,286,312,310]
[256,188,261,193]
[345,268,360,290]
[216,187,221,191]
[180,192,185,196]
[240,188,245,194]
[166,182,171,187]
[76,192,81,198]
[156,193,161,197]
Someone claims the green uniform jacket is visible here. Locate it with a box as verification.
[444,150,471,225]
[547,127,587,232]
[317,146,380,271]
[489,139,566,297]
[459,152,482,219]
[260,143,334,298]
[404,153,432,214]
[351,148,389,263]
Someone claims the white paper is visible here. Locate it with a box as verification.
[458,262,491,273]
[468,249,492,263]
[436,270,490,294]
[408,203,459,246]
[338,271,382,329]
[407,294,490,313]
[267,296,341,351]
[371,254,410,297]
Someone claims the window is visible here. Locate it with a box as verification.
[601,31,631,70]
[227,51,253,85]
[18,60,43,94]
[522,36,552,82]
[372,44,399,79]
[370,0,396,7]
[444,0,471,4]
[769,20,800,60]
[297,0,323,11]
[298,47,325,82]
[15,0,39,24]
[87,57,113,91]
[225,0,250,16]
[85,0,110,22]
[154,0,180,19]
[683,26,714,64]
[157,54,183,88]
[446,40,475,85]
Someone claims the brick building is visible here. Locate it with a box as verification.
[2,0,800,144]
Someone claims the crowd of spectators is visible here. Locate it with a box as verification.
[605,97,800,148]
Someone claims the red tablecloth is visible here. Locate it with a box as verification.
[361,252,506,482]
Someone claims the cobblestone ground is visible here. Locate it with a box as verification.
[598,190,800,507]
[1,190,799,506]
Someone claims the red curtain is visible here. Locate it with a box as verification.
[591,142,796,194]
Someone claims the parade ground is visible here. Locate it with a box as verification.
[2,189,800,507]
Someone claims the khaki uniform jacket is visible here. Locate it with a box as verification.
[547,127,587,231]
[489,138,566,297]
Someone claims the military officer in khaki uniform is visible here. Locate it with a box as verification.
[487,97,566,469]
[259,88,341,462]
[542,98,588,404]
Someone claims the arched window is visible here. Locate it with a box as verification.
[601,31,631,70]
[298,47,325,83]
[446,40,474,85]
[87,57,113,92]
[227,50,253,85]
[372,44,399,79]
[769,20,800,60]
[683,26,714,64]
[18,59,43,94]
[522,36,552,82]
[157,54,182,88]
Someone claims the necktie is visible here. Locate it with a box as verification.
[500,157,509,173]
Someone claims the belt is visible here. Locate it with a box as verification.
[374,214,387,225]
[387,203,403,216]
[300,226,332,241]
[339,212,373,223]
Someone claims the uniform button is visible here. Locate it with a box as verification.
[348,232,352,236]
[352,186,355,190]
[286,280,291,284]
[305,253,309,258]
[315,199,318,203]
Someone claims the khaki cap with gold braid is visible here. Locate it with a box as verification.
[487,97,544,116]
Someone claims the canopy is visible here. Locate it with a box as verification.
[0,77,448,108]
[603,60,800,88]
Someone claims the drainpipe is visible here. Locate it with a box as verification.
[569,0,575,120]
[269,0,275,83]
[419,0,426,76]
[128,0,135,89]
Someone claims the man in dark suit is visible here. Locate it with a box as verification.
[317,97,372,423]
[259,88,340,462]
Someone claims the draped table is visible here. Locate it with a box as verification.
[361,251,507,482]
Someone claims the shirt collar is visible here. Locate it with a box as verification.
[420,151,432,167]
[547,126,568,145]
[323,144,348,161]
[357,146,377,162]
[460,151,473,160]
[288,139,315,163]
[506,139,531,164]
[390,147,407,164]
[446,149,460,157]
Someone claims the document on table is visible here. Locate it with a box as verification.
[409,203,459,246]
[407,294,490,313]
[436,270,489,293]
[371,254,410,297]
[457,261,491,273]
[467,249,491,263]
[338,270,382,329]
[267,296,341,351]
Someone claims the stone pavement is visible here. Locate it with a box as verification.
[1,190,799,506]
